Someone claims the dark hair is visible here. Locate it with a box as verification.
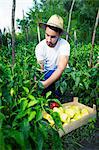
[46,25,63,34]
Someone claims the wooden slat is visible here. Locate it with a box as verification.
[58,97,96,137]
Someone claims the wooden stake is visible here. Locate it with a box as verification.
[37,25,41,43]
[89,9,99,68]
[11,0,16,66]
[66,0,75,41]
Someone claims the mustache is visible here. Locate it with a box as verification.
[46,42,55,47]
[46,39,59,47]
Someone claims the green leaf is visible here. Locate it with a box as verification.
[46,91,52,99]
[0,112,5,123]
[0,92,2,97]
[10,88,15,96]
[23,80,30,87]
[18,98,27,104]
[5,144,12,150]
[37,132,44,150]
[28,111,36,122]
[21,99,28,110]
[38,81,44,89]
[0,129,5,150]
[28,94,36,100]
[32,126,44,150]
[23,87,29,94]
[9,130,25,149]
[28,100,38,108]
[36,110,43,122]
[0,106,4,110]
[38,121,48,139]
[51,112,63,131]
[15,111,27,120]
[75,77,80,87]
[25,108,32,115]
[71,72,76,81]
[12,121,18,127]
[83,81,89,90]
[60,81,67,94]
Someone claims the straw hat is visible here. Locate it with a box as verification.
[39,14,64,32]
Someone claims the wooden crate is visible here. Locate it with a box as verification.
[58,97,96,137]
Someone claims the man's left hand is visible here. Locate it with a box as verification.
[38,81,45,89]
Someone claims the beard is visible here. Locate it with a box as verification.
[46,39,59,47]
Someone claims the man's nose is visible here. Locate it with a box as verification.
[47,36,51,42]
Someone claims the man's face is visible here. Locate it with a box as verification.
[45,26,60,47]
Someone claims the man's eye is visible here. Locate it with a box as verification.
[51,36,56,38]
[45,33,57,39]
[46,33,49,37]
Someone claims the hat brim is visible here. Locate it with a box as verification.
[38,22,69,36]
[39,22,47,29]
[39,22,65,34]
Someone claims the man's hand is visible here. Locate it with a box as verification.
[40,55,69,88]
[38,81,45,89]
[39,80,48,89]
[33,81,44,92]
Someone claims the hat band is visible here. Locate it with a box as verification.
[47,23,63,30]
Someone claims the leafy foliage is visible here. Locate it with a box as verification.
[0,39,98,149]
[0,42,64,149]
[0,0,98,149]
[56,43,98,106]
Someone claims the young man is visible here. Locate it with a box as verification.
[35,14,70,96]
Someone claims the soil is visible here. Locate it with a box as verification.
[80,131,99,150]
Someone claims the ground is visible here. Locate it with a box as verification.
[80,130,99,150]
